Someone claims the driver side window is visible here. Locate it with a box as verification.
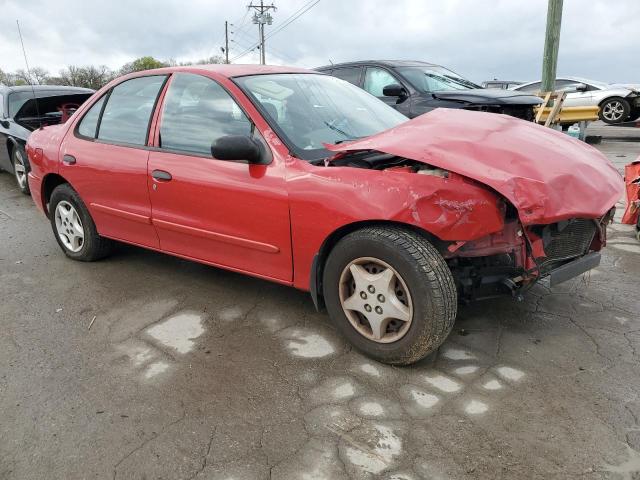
[363,68,398,97]
[159,73,252,156]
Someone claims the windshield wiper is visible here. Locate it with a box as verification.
[334,136,366,144]
[323,121,359,142]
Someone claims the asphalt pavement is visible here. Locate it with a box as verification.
[1,129,639,479]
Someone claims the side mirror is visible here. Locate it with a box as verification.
[575,83,588,92]
[211,135,264,164]
[382,83,408,98]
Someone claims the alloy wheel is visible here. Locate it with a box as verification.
[13,149,28,190]
[602,100,625,122]
[338,257,413,343]
[54,201,85,253]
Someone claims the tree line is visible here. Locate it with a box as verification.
[0,55,225,90]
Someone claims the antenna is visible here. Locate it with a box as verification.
[16,20,42,128]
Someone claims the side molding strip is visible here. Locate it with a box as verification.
[152,218,280,254]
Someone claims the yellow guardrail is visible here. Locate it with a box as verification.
[534,105,600,123]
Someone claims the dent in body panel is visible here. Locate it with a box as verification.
[288,159,504,291]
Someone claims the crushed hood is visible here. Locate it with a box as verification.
[327,109,623,225]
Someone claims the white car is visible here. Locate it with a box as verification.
[511,77,640,124]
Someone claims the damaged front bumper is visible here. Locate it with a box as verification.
[449,211,613,301]
[540,251,601,287]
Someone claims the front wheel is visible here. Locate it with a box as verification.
[599,97,631,124]
[49,183,113,261]
[12,146,30,195]
[323,226,457,365]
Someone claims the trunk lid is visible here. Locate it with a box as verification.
[327,109,623,225]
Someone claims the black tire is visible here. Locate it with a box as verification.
[599,97,631,124]
[323,226,457,365]
[11,145,30,195]
[49,183,113,261]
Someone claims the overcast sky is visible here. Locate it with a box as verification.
[0,0,638,83]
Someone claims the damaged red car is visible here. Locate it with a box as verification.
[26,66,624,365]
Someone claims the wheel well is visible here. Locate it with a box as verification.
[309,220,443,310]
[41,174,69,216]
[598,96,627,107]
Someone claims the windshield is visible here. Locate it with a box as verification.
[234,73,408,161]
[397,66,481,92]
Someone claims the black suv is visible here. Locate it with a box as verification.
[316,60,542,121]
[0,85,93,194]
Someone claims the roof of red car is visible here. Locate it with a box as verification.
[140,64,313,78]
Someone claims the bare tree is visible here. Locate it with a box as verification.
[58,65,114,90]
[14,67,49,85]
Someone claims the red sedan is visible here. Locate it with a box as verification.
[26,65,623,365]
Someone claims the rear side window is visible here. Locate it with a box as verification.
[331,67,362,86]
[77,96,106,138]
[97,76,166,146]
[159,73,252,156]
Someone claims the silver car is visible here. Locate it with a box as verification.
[511,77,640,124]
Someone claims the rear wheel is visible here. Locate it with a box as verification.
[323,226,457,365]
[49,183,113,261]
[599,97,631,124]
[12,146,30,195]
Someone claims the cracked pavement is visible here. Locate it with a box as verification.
[1,135,639,479]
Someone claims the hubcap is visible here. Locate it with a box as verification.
[603,101,625,121]
[54,201,85,253]
[13,150,27,189]
[338,257,413,343]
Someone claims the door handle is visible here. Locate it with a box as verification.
[151,169,172,181]
[62,154,76,165]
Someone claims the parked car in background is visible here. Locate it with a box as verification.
[482,80,523,89]
[0,85,93,194]
[26,65,622,365]
[511,77,640,124]
[316,60,542,121]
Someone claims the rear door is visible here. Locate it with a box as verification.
[147,73,292,282]
[59,75,167,248]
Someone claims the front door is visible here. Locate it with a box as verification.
[147,73,292,282]
[59,75,167,248]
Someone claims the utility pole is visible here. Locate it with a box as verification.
[224,21,229,64]
[541,0,563,93]
[248,1,276,64]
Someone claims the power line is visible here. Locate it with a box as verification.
[230,0,320,63]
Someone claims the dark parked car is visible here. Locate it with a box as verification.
[316,60,542,121]
[0,85,93,194]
